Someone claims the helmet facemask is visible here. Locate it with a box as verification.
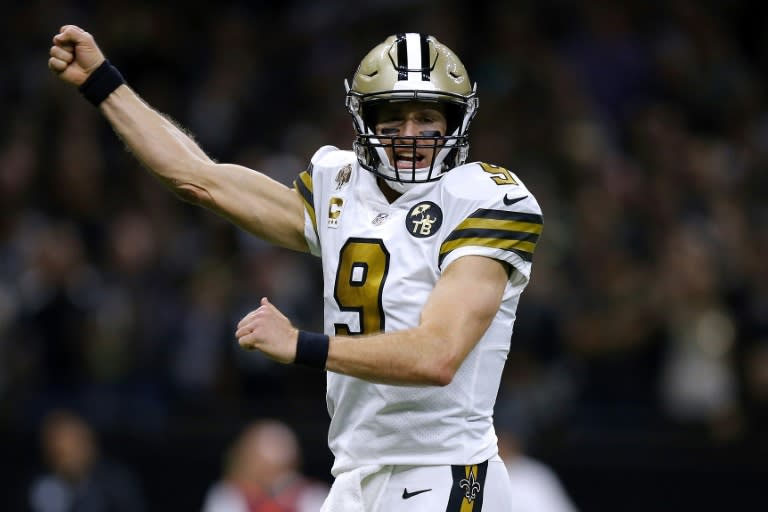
[345,33,478,193]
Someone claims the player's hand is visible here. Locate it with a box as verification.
[235,297,299,364]
[48,25,106,86]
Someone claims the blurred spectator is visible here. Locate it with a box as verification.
[657,225,740,438]
[202,419,328,512]
[26,409,147,512]
[740,340,768,440]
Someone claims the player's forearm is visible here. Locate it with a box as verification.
[326,326,462,386]
[100,84,211,186]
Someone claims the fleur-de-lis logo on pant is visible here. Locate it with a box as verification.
[448,462,487,510]
[459,470,481,502]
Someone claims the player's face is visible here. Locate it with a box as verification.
[374,102,448,170]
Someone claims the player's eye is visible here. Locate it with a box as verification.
[379,127,400,136]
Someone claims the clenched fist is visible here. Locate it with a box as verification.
[236,297,300,364]
[48,25,105,86]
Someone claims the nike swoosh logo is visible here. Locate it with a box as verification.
[402,488,432,499]
[503,194,528,206]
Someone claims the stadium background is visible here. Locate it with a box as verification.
[1,0,766,510]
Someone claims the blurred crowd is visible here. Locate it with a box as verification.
[1,0,767,503]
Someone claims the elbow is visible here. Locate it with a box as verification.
[172,181,215,207]
[159,161,216,207]
[429,367,456,387]
[421,346,462,387]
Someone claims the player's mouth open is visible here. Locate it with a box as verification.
[395,152,427,168]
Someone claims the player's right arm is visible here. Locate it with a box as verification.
[48,25,308,252]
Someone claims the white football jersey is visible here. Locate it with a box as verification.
[293,146,543,476]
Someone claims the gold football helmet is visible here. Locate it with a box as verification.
[345,33,478,191]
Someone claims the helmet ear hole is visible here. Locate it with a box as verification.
[443,103,464,135]
[361,101,386,131]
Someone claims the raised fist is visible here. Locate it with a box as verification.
[48,25,105,86]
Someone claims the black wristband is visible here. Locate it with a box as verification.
[78,59,126,106]
[294,330,329,369]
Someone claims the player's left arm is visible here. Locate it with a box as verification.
[236,254,508,386]
[328,254,508,385]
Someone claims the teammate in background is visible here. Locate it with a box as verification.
[497,429,579,512]
[202,419,328,512]
[27,409,147,512]
[49,27,543,510]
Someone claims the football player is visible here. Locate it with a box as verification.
[50,28,543,510]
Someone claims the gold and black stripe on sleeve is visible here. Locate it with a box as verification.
[439,208,543,268]
[293,168,318,237]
